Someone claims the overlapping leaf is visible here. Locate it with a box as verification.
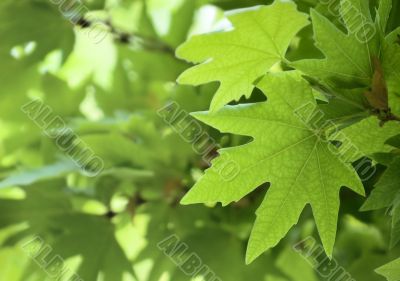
[382,27,400,115]
[362,155,400,248]
[294,0,391,87]
[181,72,364,263]
[176,0,309,110]
[334,117,400,162]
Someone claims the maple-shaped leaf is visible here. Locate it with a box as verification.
[176,0,309,110]
[376,258,400,281]
[361,156,400,248]
[181,72,364,263]
[294,0,387,87]
[334,117,400,163]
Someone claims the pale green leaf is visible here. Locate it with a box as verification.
[276,245,318,281]
[176,0,309,110]
[0,161,79,190]
[181,72,364,263]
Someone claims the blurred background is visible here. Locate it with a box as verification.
[0,0,399,280]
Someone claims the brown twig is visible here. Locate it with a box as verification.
[75,17,175,56]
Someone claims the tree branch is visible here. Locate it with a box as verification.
[75,17,176,56]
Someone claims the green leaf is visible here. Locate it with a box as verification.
[335,117,400,162]
[176,0,309,110]
[0,160,79,190]
[382,28,400,115]
[376,258,400,281]
[318,88,369,126]
[392,204,400,248]
[362,157,400,211]
[82,0,106,10]
[361,157,400,248]
[0,0,74,86]
[49,214,134,281]
[0,183,134,281]
[376,0,392,34]
[276,245,318,281]
[181,72,364,263]
[294,0,380,87]
[0,0,75,121]
[0,182,73,231]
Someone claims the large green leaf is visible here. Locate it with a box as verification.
[294,0,385,87]
[177,0,309,110]
[181,72,364,263]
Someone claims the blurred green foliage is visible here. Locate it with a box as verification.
[0,0,399,281]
